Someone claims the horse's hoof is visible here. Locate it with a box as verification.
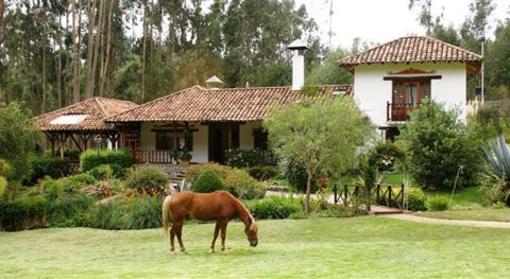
[210,249,215,253]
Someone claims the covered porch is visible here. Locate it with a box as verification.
[118,121,268,164]
[34,97,138,157]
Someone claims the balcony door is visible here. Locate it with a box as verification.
[392,79,431,121]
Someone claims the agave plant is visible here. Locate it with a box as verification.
[481,135,510,205]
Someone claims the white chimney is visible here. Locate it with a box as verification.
[287,39,308,90]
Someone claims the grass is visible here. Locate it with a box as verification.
[416,208,510,222]
[425,187,485,209]
[1,217,510,278]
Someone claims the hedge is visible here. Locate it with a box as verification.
[80,149,132,172]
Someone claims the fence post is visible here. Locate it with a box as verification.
[401,183,405,210]
[343,184,348,206]
[333,184,338,204]
[388,185,392,205]
[376,184,380,204]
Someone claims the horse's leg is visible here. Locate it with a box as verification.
[210,221,220,253]
[220,220,228,252]
[175,220,187,254]
[169,224,175,253]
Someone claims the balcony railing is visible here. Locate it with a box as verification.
[387,102,419,122]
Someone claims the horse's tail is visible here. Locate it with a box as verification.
[162,195,174,235]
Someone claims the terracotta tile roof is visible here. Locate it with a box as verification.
[107,85,352,122]
[338,36,482,69]
[35,97,138,132]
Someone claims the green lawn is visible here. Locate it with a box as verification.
[1,217,510,278]
[416,208,510,222]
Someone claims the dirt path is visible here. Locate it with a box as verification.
[383,214,510,229]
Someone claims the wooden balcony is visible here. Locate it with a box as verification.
[386,102,419,122]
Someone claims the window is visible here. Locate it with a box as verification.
[156,130,193,151]
[392,78,431,106]
[253,128,268,150]
[155,131,175,151]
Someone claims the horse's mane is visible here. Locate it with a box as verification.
[226,192,255,225]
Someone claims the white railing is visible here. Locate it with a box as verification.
[139,150,173,164]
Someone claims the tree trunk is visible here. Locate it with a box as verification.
[85,0,97,99]
[0,0,5,45]
[304,169,313,215]
[99,0,115,97]
[141,0,148,102]
[41,22,47,113]
[57,16,63,108]
[89,0,105,99]
[72,0,82,104]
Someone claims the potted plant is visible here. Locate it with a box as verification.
[178,148,192,165]
[170,149,181,164]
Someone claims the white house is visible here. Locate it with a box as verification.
[338,36,481,139]
[36,36,480,164]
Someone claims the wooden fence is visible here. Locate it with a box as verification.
[332,184,405,210]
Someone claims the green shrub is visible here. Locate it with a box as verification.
[125,165,169,194]
[193,169,225,193]
[406,188,427,211]
[0,159,13,178]
[186,164,265,198]
[45,195,95,227]
[27,154,69,183]
[316,204,366,218]
[0,176,6,197]
[41,177,64,200]
[249,196,302,219]
[80,149,132,172]
[284,158,317,193]
[185,163,230,184]
[86,197,161,230]
[225,149,277,168]
[63,149,81,161]
[398,100,483,190]
[0,103,38,182]
[0,195,47,231]
[427,196,450,211]
[481,135,510,206]
[88,164,114,180]
[373,141,405,172]
[223,168,266,199]
[248,165,280,181]
[60,173,97,194]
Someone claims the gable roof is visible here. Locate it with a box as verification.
[107,85,352,123]
[35,97,138,132]
[338,36,482,70]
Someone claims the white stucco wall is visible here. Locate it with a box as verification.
[192,125,208,163]
[139,121,259,163]
[353,62,467,127]
[240,121,262,150]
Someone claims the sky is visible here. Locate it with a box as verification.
[297,0,510,49]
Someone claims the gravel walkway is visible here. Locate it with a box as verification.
[383,214,510,229]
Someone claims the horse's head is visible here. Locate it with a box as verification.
[245,218,258,247]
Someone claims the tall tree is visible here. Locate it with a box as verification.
[72,0,82,104]
[409,0,433,34]
[84,0,97,99]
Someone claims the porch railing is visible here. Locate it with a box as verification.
[387,102,419,122]
[136,149,173,164]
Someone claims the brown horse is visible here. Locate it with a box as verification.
[162,190,258,253]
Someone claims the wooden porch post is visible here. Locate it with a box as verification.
[227,126,232,149]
